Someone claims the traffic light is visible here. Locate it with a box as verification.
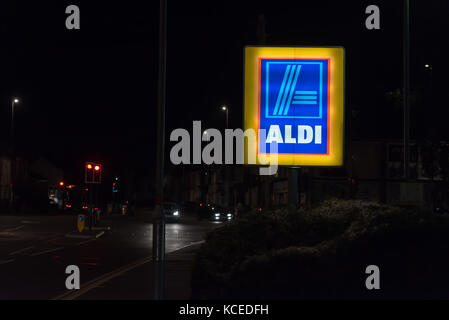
[59,181,64,187]
[85,162,102,184]
[93,164,101,183]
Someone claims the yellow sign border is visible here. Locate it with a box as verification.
[244,46,345,166]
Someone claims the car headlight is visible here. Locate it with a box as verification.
[173,211,179,216]
[227,213,232,217]
[214,213,220,217]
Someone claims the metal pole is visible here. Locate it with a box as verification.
[288,167,299,208]
[11,101,14,145]
[225,108,229,208]
[403,0,410,180]
[89,185,93,231]
[153,0,167,300]
[10,100,15,210]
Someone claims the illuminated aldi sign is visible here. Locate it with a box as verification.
[244,46,345,166]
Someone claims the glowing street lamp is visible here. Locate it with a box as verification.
[11,98,20,142]
[10,97,21,209]
[220,105,229,128]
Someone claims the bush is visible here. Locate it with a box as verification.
[192,199,449,299]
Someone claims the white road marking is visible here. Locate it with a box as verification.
[52,240,205,300]
[30,247,63,257]
[0,232,13,237]
[9,246,34,255]
[169,240,205,252]
[21,220,40,224]
[0,259,14,265]
[95,231,105,238]
[1,225,25,232]
[52,255,152,300]
[76,238,97,246]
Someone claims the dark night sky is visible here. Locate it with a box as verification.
[0,0,448,183]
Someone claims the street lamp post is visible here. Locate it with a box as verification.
[425,64,433,92]
[10,98,19,210]
[220,106,230,209]
[11,98,19,145]
[221,105,229,129]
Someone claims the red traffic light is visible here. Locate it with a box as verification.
[85,162,102,184]
[59,181,64,186]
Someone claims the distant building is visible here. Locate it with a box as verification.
[0,155,12,207]
[0,153,64,213]
[181,139,449,211]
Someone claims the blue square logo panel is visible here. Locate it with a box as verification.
[259,59,329,155]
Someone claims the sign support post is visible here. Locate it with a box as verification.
[288,168,299,208]
[403,0,410,180]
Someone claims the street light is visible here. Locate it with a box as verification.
[10,97,20,210]
[221,105,229,129]
[425,64,433,87]
[11,98,20,144]
[220,105,230,212]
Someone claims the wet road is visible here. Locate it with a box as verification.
[0,212,220,299]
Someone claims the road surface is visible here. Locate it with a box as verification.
[0,211,219,299]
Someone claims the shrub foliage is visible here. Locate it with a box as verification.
[192,199,449,299]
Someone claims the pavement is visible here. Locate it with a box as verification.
[0,209,222,299]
